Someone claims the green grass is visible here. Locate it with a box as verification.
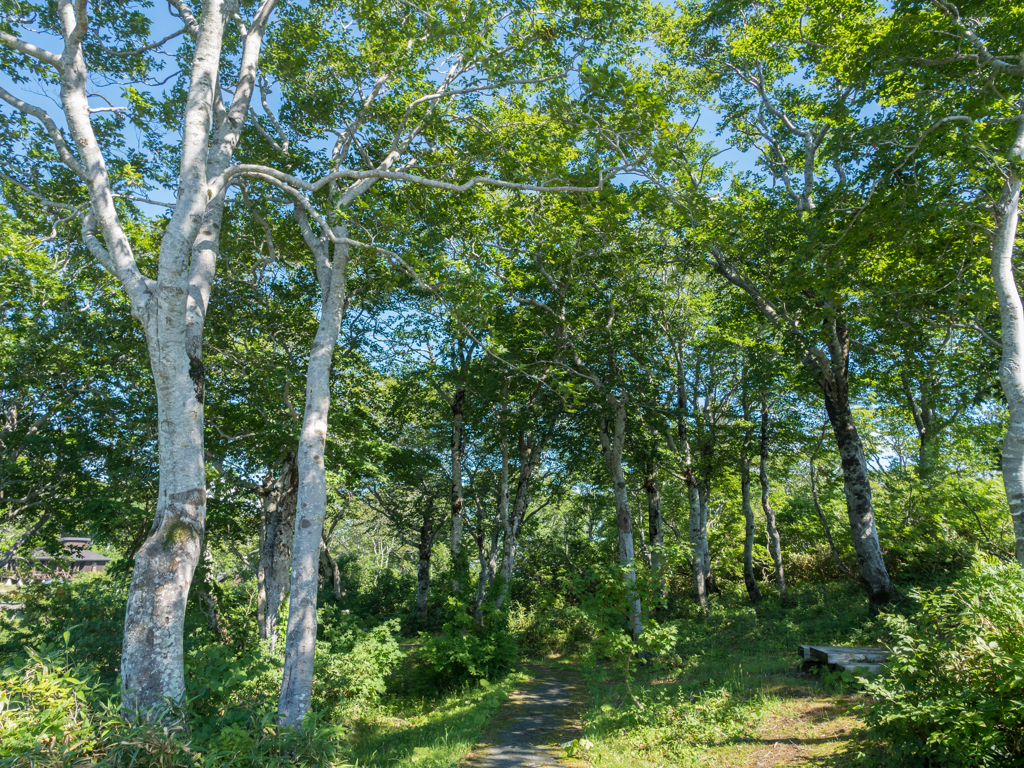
[574,580,896,767]
[341,662,527,768]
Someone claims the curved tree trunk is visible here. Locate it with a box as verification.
[277,228,349,727]
[121,337,208,715]
[15,0,273,715]
[710,252,899,610]
[599,397,642,640]
[820,369,898,610]
[992,114,1024,567]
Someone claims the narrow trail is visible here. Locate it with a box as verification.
[460,663,588,768]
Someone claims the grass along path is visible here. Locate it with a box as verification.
[343,670,527,768]
[573,581,898,767]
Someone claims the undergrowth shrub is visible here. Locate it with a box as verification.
[0,641,351,767]
[0,637,106,762]
[313,606,404,710]
[864,556,1024,767]
[507,599,594,655]
[417,599,517,687]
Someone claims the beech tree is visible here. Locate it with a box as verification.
[222,0,645,721]
[875,0,1024,564]
[648,0,910,609]
[0,0,281,712]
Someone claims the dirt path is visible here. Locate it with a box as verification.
[461,663,588,768]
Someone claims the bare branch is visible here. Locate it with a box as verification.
[0,86,86,178]
[100,27,186,57]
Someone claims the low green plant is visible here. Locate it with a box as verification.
[417,599,517,686]
[0,635,106,763]
[313,606,404,709]
[507,599,595,656]
[0,638,353,767]
[863,556,1024,767]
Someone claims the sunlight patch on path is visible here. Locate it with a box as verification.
[460,664,589,768]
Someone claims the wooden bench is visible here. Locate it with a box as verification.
[797,645,889,676]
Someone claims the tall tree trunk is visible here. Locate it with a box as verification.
[450,387,466,594]
[277,228,349,728]
[319,537,343,601]
[644,459,666,605]
[34,0,275,714]
[992,114,1024,567]
[740,414,762,603]
[686,480,706,610]
[474,526,501,627]
[710,251,899,609]
[674,366,707,611]
[496,430,541,609]
[257,452,297,650]
[918,430,940,481]
[477,430,510,624]
[121,343,207,715]
[819,364,898,609]
[810,461,854,577]
[196,538,226,642]
[599,397,642,641]
[696,480,717,593]
[759,396,788,600]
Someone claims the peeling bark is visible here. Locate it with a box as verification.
[257,452,297,650]
[819,357,899,610]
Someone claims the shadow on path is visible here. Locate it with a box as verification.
[460,663,587,768]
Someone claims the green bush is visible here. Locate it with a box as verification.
[313,605,404,710]
[507,599,595,656]
[864,557,1024,767]
[0,575,127,682]
[0,641,351,767]
[417,599,518,687]
[0,637,107,762]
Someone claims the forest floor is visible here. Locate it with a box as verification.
[351,580,911,768]
[572,581,892,767]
